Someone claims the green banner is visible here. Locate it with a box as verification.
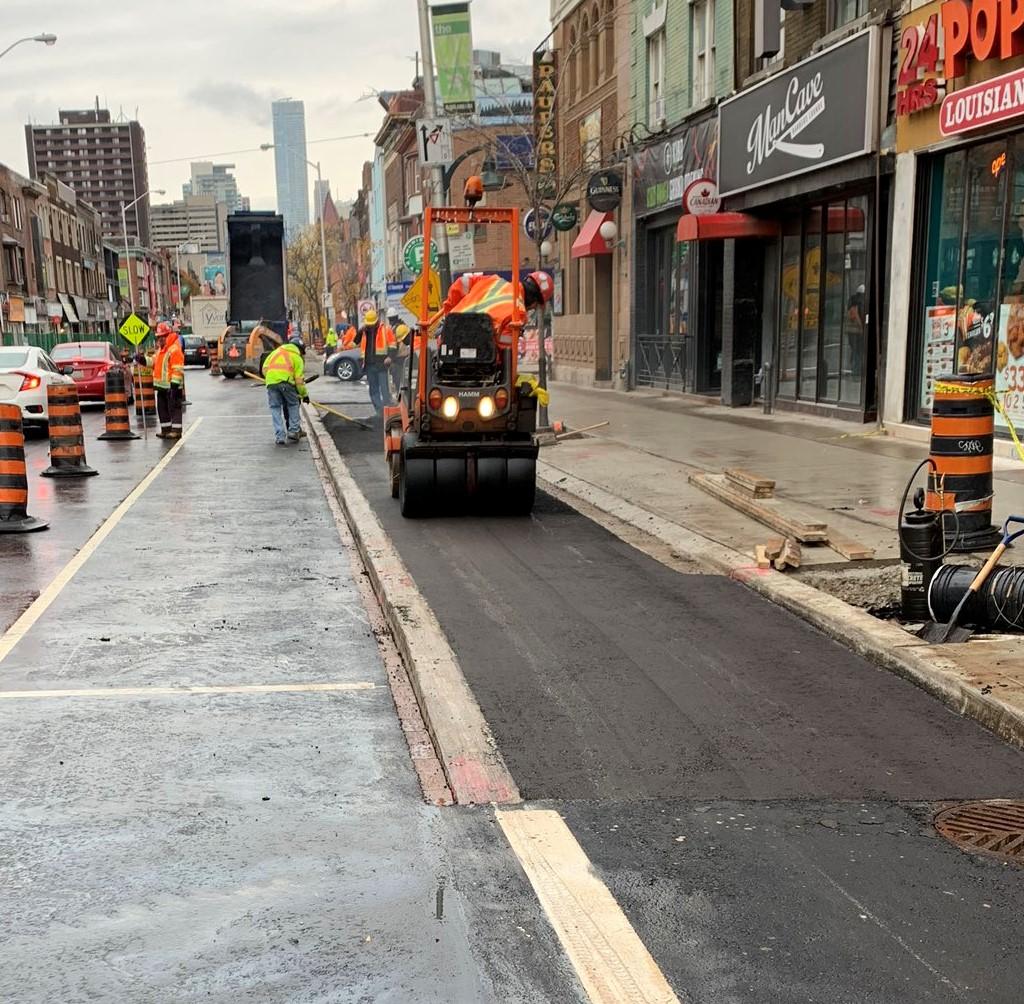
[431,3,475,115]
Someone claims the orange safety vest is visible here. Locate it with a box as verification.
[153,340,185,389]
[341,326,358,349]
[445,275,526,348]
[358,324,397,360]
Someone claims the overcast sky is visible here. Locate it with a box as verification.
[0,0,550,213]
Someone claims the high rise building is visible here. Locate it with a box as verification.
[150,194,227,253]
[184,162,246,212]
[25,106,151,246]
[271,99,309,234]
[313,178,331,222]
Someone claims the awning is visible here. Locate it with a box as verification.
[57,292,79,323]
[46,300,62,319]
[571,210,615,259]
[73,295,90,319]
[676,212,781,242]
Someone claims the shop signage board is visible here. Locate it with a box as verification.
[896,12,945,118]
[717,28,880,198]
[631,116,718,216]
[523,207,554,241]
[682,178,721,215]
[586,170,623,212]
[533,50,559,198]
[996,303,1024,431]
[552,204,578,231]
[939,66,1024,136]
[920,305,956,410]
[402,235,439,273]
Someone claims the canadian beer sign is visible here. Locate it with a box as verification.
[717,29,879,197]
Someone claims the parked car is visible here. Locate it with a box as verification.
[0,345,76,432]
[182,335,210,368]
[49,341,132,403]
[324,347,363,381]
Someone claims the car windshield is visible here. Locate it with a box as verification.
[51,344,108,361]
[0,350,29,368]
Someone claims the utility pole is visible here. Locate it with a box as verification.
[416,0,449,291]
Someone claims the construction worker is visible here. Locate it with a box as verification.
[264,334,309,445]
[340,323,358,350]
[440,270,554,348]
[325,325,338,353]
[392,322,412,398]
[358,309,397,413]
[152,321,185,439]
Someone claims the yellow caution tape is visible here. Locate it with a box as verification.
[516,373,550,407]
[933,380,1024,464]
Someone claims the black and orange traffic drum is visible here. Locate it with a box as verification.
[41,383,98,478]
[0,404,48,532]
[926,373,1001,552]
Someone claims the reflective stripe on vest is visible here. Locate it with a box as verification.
[264,346,297,377]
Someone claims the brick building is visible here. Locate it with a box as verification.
[0,165,45,340]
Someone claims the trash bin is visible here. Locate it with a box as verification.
[730,359,755,407]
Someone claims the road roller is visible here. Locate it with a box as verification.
[384,202,540,518]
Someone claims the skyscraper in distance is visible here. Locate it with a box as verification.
[271,99,309,235]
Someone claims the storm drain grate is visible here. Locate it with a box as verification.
[934,800,1024,865]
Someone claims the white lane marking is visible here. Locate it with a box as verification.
[497,808,681,1004]
[808,864,967,999]
[0,420,203,667]
[0,681,377,699]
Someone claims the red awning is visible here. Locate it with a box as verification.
[571,210,615,259]
[676,212,781,242]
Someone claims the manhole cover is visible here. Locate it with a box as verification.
[934,800,1024,864]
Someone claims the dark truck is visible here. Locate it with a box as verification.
[220,211,288,378]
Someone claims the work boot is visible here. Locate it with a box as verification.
[156,426,171,439]
[287,432,300,443]
[169,428,182,440]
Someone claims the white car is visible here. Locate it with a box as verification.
[0,345,75,431]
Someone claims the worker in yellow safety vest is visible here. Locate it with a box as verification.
[152,321,185,439]
[263,335,309,445]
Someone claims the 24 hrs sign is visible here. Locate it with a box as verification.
[896,13,945,117]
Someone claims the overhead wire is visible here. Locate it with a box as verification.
[149,131,376,166]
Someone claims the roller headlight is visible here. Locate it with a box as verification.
[442,396,459,420]
[477,395,495,419]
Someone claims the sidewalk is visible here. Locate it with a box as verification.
[540,381,1024,750]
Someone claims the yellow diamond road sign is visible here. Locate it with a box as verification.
[401,270,442,316]
[119,313,150,346]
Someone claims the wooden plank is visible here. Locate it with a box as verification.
[827,531,876,561]
[774,539,802,571]
[765,537,785,560]
[754,544,771,570]
[724,468,776,496]
[689,473,829,543]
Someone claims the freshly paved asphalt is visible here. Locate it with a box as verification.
[321,375,1024,1003]
[0,373,586,1003]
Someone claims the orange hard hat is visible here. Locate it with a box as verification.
[156,321,173,337]
[526,270,554,304]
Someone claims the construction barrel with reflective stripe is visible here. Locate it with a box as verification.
[98,366,139,441]
[134,367,157,420]
[41,383,98,478]
[0,404,48,532]
[927,373,1000,552]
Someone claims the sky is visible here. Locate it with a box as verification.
[0,0,550,213]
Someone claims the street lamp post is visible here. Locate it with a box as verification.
[120,189,164,316]
[0,33,57,61]
[260,143,332,337]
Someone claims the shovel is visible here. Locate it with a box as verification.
[925,516,1024,643]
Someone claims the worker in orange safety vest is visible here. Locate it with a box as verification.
[439,270,554,349]
[358,309,398,413]
[152,321,185,439]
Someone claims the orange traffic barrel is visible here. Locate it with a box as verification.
[40,383,97,478]
[134,366,157,423]
[97,366,139,441]
[0,404,48,532]
[926,373,1001,552]
[210,342,221,376]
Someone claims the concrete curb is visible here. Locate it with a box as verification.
[538,460,1024,752]
[305,409,521,806]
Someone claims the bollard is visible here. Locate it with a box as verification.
[97,366,139,441]
[0,404,48,532]
[927,373,1001,552]
[210,343,221,376]
[181,371,189,410]
[40,383,98,478]
[134,366,157,424]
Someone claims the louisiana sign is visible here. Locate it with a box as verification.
[939,66,1024,137]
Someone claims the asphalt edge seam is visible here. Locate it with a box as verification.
[538,460,1024,752]
[304,409,521,806]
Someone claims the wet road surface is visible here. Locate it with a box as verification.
[1,373,588,1002]
[321,376,1024,1003]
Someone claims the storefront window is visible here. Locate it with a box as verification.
[778,217,802,399]
[800,208,822,400]
[841,196,869,406]
[823,202,846,402]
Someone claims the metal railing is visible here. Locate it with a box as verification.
[635,334,687,392]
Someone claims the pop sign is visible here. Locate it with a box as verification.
[402,235,439,274]
[682,178,721,216]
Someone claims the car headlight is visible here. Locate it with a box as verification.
[442,396,459,420]
[477,395,495,419]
